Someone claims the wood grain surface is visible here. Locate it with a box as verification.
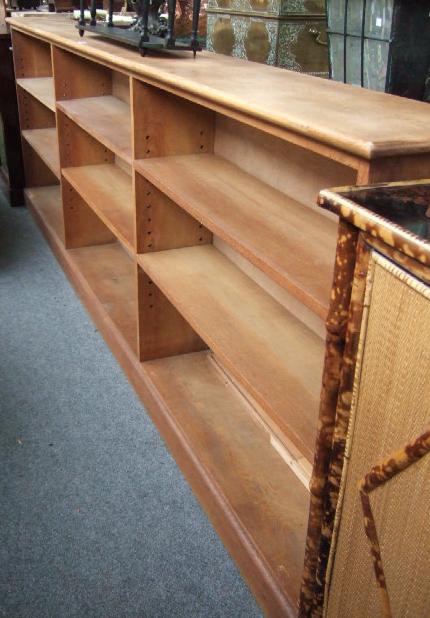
[56,95,132,164]
[21,127,60,178]
[8,15,430,161]
[25,185,305,617]
[16,76,55,111]
[62,163,134,251]
[138,244,325,463]
[136,154,337,318]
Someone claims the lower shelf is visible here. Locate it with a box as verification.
[69,243,137,353]
[25,185,137,353]
[25,186,63,241]
[138,245,324,464]
[144,351,309,610]
[25,186,310,616]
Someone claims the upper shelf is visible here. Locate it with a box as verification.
[62,163,134,252]
[56,95,132,164]
[16,77,55,112]
[136,153,337,319]
[138,244,325,464]
[22,127,60,178]
[8,16,430,161]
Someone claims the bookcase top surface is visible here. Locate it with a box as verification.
[9,15,430,161]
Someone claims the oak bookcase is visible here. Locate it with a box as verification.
[9,16,430,617]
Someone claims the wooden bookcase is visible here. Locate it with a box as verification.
[9,16,430,617]
[13,29,59,189]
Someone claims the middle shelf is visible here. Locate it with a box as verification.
[21,127,60,179]
[62,164,134,252]
[16,76,56,112]
[138,244,325,464]
[57,95,132,164]
[136,153,338,320]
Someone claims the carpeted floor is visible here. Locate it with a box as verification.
[0,188,262,618]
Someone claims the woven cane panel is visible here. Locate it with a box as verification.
[326,253,430,618]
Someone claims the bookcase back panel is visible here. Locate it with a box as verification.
[52,47,112,100]
[214,115,357,216]
[12,30,52,78]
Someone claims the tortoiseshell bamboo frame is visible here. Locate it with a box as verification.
[300,179,430,617]
[359,429,430,618]
[299,221,359,616]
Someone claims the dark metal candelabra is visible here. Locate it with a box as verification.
[77,0,202,56]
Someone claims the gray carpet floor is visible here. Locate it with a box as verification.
[0,188,262,618]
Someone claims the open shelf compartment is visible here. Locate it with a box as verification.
[16,77,55,112]
[53,45,132,165]
[69,241,137,351]
[137,244,325,465]
[62,164,134,253]
[21,128,60,179]
[24,186,63,240]
[25,185,137,353]
[135,154,337,319]
[57,96,132,164]
[143,350,309,611]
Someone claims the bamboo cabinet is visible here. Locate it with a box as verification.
[317,181,430,618]
[8,15,430,617]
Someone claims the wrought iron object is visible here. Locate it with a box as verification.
[77,0,202,56]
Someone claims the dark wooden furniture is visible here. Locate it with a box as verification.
[8,15,430,616]
[315,180,430,618]
[327,0,430,99]
[0,23,25,205]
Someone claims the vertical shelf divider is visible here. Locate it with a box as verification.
[132,79,216,361]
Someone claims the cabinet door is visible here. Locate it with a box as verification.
[326,250,430,618]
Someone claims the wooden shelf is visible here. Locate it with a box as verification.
[25,185,137,353]
[24,186,63,239]
[62,164,134,252]
[69,242,137,352]
[138,244,325,463]
[144,350,309,611]
[16,77,55,112]
[135,154,337,319]
[24,184,307,616]
[57,95,132,164]
[21,128,60,178]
